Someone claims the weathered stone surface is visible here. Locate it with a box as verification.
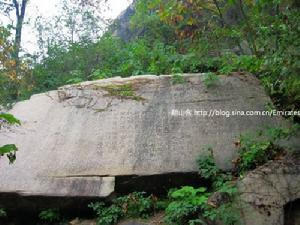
[238,155,300,225]
[111,0,136,41]
[69,218,97,225]
[0,74,290,197]
[117,212,165,225]
[118,220,150,225]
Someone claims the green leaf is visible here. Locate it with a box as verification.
[191,196,208,205]
[0,144,18,154]
[0,113,21,125]
[195,187,207,193]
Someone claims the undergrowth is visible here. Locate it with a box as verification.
[38,208,60,223]
[88,192,163,225]
[0,207,6,218]
[88,125,298,225]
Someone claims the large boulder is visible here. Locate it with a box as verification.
[238,154,300,225]
[0,74,290,197]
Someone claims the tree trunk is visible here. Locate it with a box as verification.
[238,0,258,56]
[12,0,27,62]
[212,0,225,27]
[10,0,27,100]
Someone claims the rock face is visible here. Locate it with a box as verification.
[239,155,300,225]
[111,1,136,41]
[0,74,289,197]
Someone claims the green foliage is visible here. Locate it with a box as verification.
[0,144,18,164]
[115,192,154,219]
[196,127,297,221]
[0,113,21,125]
[66,70,84,84]
[0,113,20,164]
[218,54,263,75]
[204,203,240,225]
[38,208,60,222]
[0,25,32,106]
[163,146,241,225]
[235,126,298,175]
[0,207,7,218]
[197,147,237,193]
[89,192,157,225]
[28,36,185,96]
[164,184,239,225]
[165,186,209,225]
[237,139,275,173]
[197,147,219,180]
[66,77,83,84]
[89,69,111,80]
[171,71,185,85]
[101,84,144,101]
[88,202,122,225]
[202,72,219,88]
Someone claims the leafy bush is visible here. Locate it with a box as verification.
[89,69,111,80]
[38,208,60,222]
[89,192,157,225]
[164,184,239,225]
[114,192,155,219]
[88,202,122,225]
[165,150,240,225]
[234,126,299,175]
[0,207,7,218]
[169,142,252,225]
[204,203,240,225]
[197,147,219,180]
[165,186,209,225]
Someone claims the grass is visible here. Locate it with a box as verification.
[101,84,145,101]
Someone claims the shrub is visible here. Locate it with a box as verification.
[218,54,263,75]
[114,192,155,219]
[0,207,7,218]
[38,208,60,222]
[88,202,122,225]
[163,146,240,225]
[171,68,185,84]
[203,203,240,225]
[197,147,220,180]
[234,126,298,175]
[164,186,209,225]
[89,192,157,225]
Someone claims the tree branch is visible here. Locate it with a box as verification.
[0,0,13,7]
[20,0,26,17]
[12,0,19,18]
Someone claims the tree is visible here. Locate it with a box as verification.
[0,0,28,62]
[0,24,31,105]
[12,0,28,63]
[34,0,110,54]
[0,0,29,104]
[0,25,17,104]
[147,0,226,39]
